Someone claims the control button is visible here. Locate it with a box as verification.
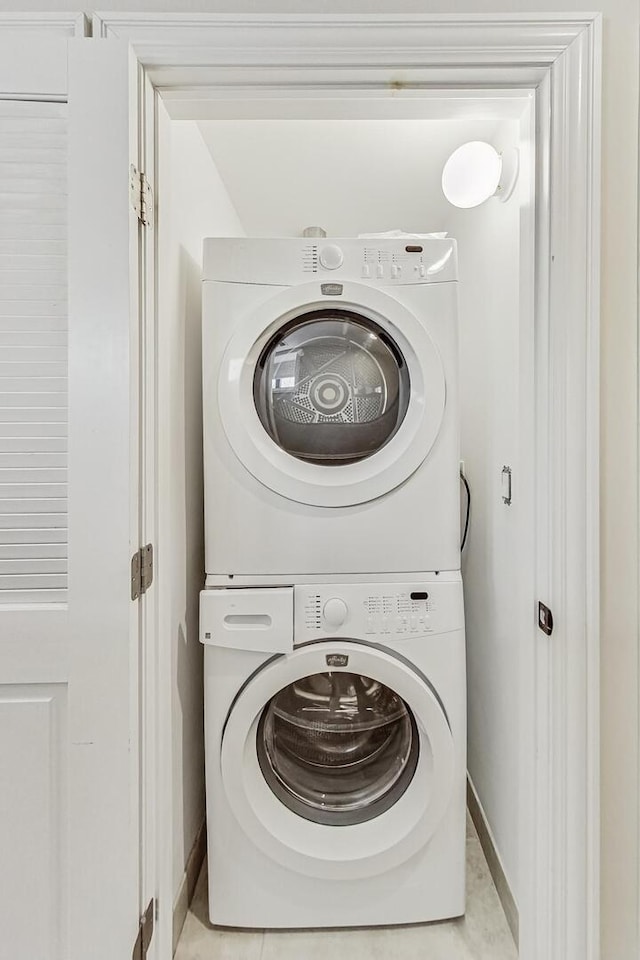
[376,264,384,279]
[418,264,426,278]
[322,597,348,628]
[362,264,371,278]
[391,264,401,279]
[319,244,344,270]
[365,617,377,634]
[410,616,418,631]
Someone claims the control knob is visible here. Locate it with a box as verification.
[319,244,344,270]
[322,597,348,628]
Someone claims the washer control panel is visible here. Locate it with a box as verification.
[294,579,463,642]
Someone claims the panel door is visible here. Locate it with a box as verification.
[0,22,143,960]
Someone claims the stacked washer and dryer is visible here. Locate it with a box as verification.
[200,236,466,928]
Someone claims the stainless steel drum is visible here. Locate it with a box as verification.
[253,310,410,465]
[257,671,420,825]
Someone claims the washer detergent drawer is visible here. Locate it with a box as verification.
[200,588,293,653]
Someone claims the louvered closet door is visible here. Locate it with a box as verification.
[0,95,73,960]
[0,100,68,603]
[0,28,141,960]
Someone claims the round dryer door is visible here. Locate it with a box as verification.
[217,281,447,507]
[253,310,410,466]
[220,641,455,879]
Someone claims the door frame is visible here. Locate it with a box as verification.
[93,13,602,960]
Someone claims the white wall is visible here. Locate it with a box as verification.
[156,113,245,904]
[449,119,523,903]
[199,118,502,237]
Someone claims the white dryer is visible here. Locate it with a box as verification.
[202,237,460,582]
[200,573,466,928]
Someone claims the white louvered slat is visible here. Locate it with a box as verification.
[0,586,67,607]
[0,468,66,482]
[0,298,65,315]
[0,526,66,543]
[1,195,66,212]
[0,540,66,558]
[0,453,66,468]
[0,240,65,256]
[0,410,66,424]
[0,511,66,528]
[0,345,66,360]
[1,134,67,150]
[0,149,66,164]
[0,422,66,438]
[0,272,67,287]
[0,102,67,601]
[0,498,67,514]
[0,437,66,452]
[0,483,66,497]
[0,558,66,574]
[0,376,67,395]
[0,333,67,347]
[0,254,65,269]
[0,392,67,406]
[0,314,66,327]
[0,573,66,589]
[0,225,66,241]
[0,363,66,377]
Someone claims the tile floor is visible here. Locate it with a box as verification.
[175,813,518,960]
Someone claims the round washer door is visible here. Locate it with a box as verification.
[220,641,455,879]
[216,281,446,507]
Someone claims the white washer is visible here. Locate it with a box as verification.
[202,237,460,582]
[201,573,466,928]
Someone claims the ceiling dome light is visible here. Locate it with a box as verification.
[441,141,519,209]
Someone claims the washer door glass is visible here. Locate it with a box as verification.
[256,671,419,825]
[253,310,410,465]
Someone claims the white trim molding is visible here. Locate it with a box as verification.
[0,13,88,99]
[0,12,88,36]
[92,14,602,960]
[467,777,518,946]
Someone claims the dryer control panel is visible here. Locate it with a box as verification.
[203,237,458,286]
[294,578,464,644]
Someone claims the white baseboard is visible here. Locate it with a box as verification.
[467,777,519,947]
[172,820,207,956]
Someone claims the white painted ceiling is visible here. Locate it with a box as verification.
[197,118,505,237]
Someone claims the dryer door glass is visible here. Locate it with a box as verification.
[257,671,419,825]
[253,310,410,465]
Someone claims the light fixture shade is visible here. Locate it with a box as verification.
[441,141,503,209]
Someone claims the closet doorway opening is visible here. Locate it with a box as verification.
[95,14,600,960]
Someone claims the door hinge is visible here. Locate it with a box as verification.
[132,899,155,960]
[131,544,153,601]
[538,601,554,636]
[130,164,153,227]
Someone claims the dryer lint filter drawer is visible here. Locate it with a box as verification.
[200,588,293,653]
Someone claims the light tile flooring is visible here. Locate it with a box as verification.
[175,813,518,960]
